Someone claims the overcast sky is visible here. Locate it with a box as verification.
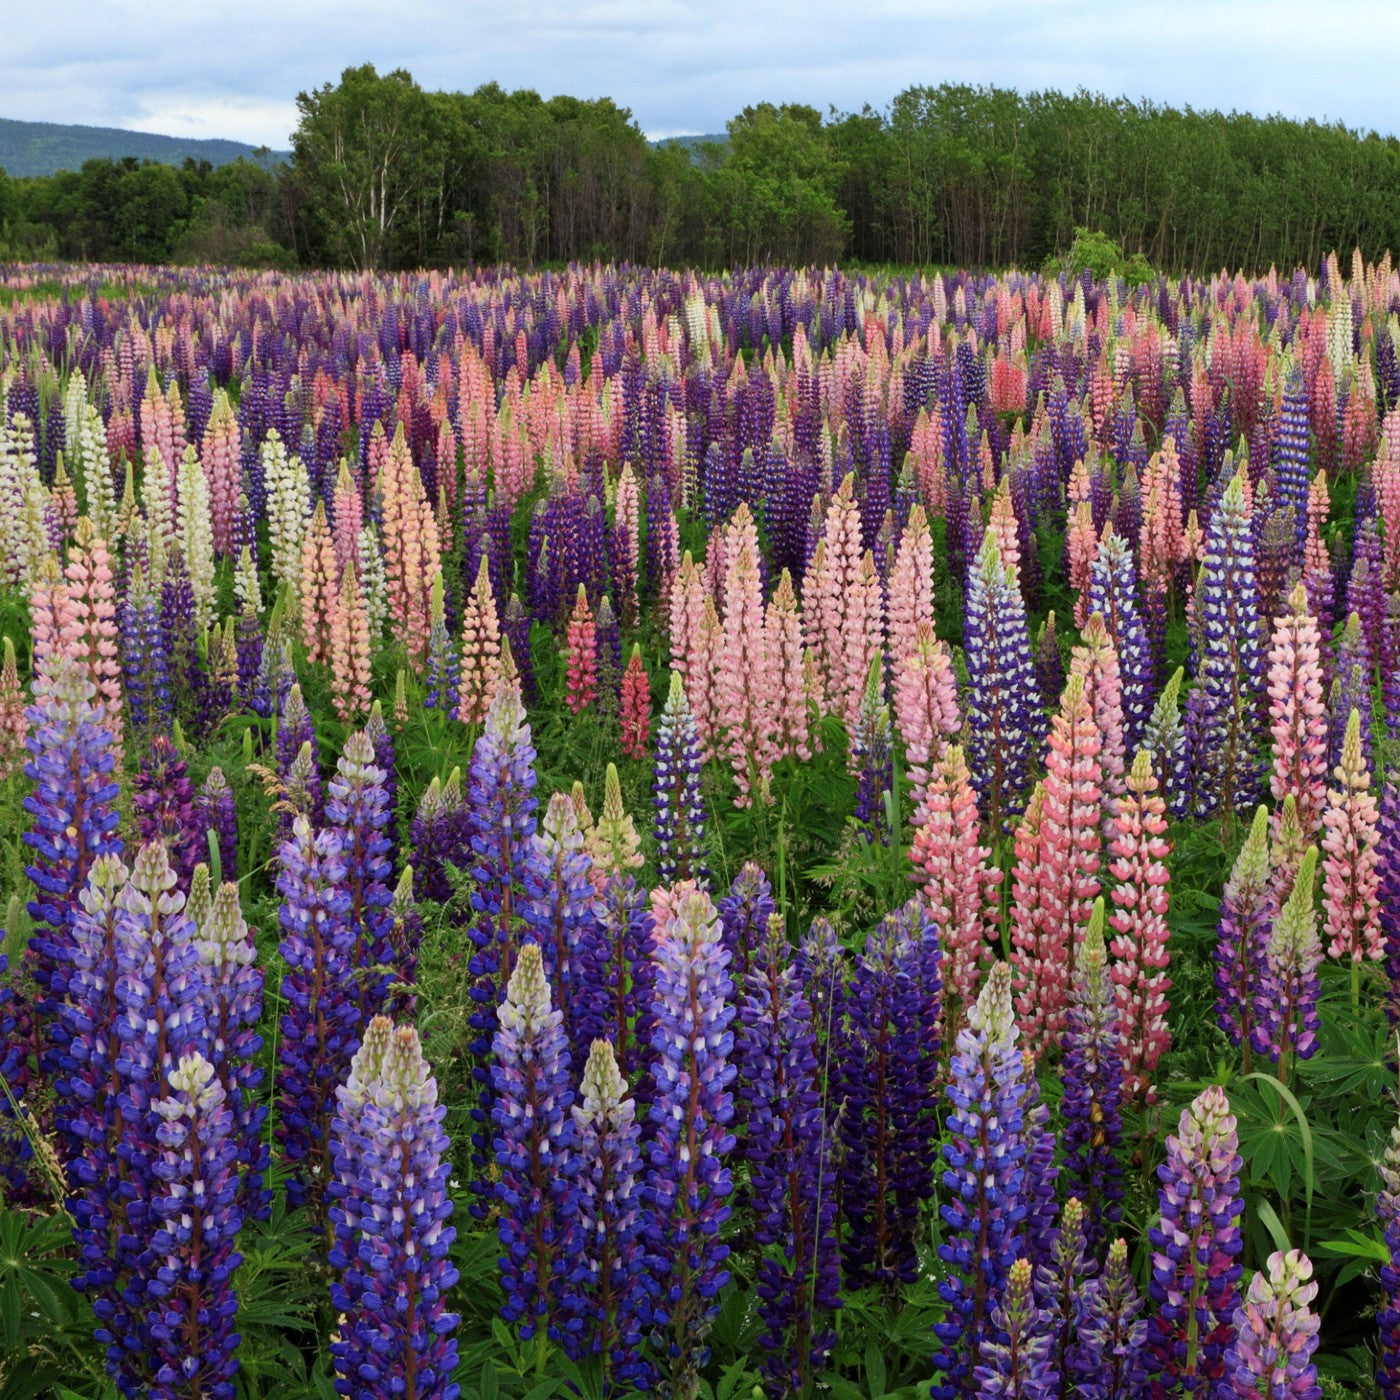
[5,0,1394,148]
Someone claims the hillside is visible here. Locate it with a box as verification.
[0,116,288,177]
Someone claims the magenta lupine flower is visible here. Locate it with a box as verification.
[1222,1250,1321,1399]
[644,884,737,1399]
[275,814,360,1223]
[145,1052,244,1400]
[329,1018,461,1400]
[570,1038,649,1391]
[491,942,584,1352]
[1148,1085,1245,1394]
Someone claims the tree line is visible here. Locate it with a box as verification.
[4,64,1400,274]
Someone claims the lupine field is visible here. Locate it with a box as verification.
[3,252,1400,1398]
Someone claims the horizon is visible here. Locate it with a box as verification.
[5,0,1398,151]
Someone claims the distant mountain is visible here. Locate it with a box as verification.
[650,133,729,160]
[0,117,289,178]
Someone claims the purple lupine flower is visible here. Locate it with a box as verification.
[1214,805,1274,1057]
[1059,905,1124,1252]
[963,529,1044,831]
[410,771,470,905]
[1148,1085,1246,1395]
[523,791,599,1065]
[120,571,172,740]
[973,1256,1057,1399]
[1346,517,1386,680]
[195,768,238,882]
[576,871,651,1091]
[503,594,536,705]
[324,730,395,1022]
[718,862,776,1023]
[1034,1198,1091,1394]
[1087,530,1152,750]
[644,884,736,1399]
[1328,612,1372,775]
[364,700,398,850]
[463,687,540,1212]
[424,594,460,712]
[275,814,359,1223]
[132,736,203,888]
[161,549,203,734]
[933,963,1029,1400]
[1019,1066,1060,1270]
[233,604,264,713]
[55,856,133,1291]
[852,659,894,844]
[105,841,207,1395]
[653,673,709,886]
[1069,1237,1150,1399]
[145,1052,243,1400]
[1377,1121,1400,1399]
[1252,846,1321,1073]
[491,942,583,1351]
[277,684,322,828]
[1380,776,1400,1027]
[1142,666,1190,821]
[195,880,268,1223]
[1272,367,1311,555]
[22,655,123,1019]
[1035,613,1064,713]
[329,1018,461,1400]
[838,897,941,1291]
[1222,1249,1322,1399]
[569,1038,649,1390]
[1187,471,1266,824]
[386,867,422,1017]
[737,913,840,1395]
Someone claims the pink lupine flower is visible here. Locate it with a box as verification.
[566,585,599,714]
[1267,584,1329,840]
[1322,708,1382,964]
[457,556,502,726]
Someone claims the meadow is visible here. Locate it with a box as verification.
[0,253,1393,1398]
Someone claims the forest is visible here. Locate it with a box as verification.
[3,65,1400,274]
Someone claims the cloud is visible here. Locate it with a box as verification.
[3,0,1396,148]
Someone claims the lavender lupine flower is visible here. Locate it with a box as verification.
[105,841,207,1395]
[963,530,1044,831]
[1215,806,1274,1058]
[491,942,583,1351]
[133,736,203,888]
[195,881,268,1222]
[1222,1249,1322,1399]
[933,963,1029,1400]
[570,1038,649,1391]
[277,684,322,826]
[329,1018,461,1400]
[644,884,737,1400]
[1272,368,1311,555]
[1087,530,1152,750]
[653,673,709,886]
[524,792,599,1064]
[738,914,840,1396]
[973,1257,1058,1399]
[718,863,776,1024]
[1187,472,1266,824]
[1148,1085,1246,1395]
[1377,1120,1400,1399]
[1252,846,1321,1073]
[364,700,398,849]
[145,1053,243,1400]
[1069,1237,1150,1399]
[464,688,539,1213]
[1329,612,1372,775]
[324,731,395,1022]
[1059,903,1125,1251]
[838,900,942,1290]
[23,656,123,1017]
[1380,776,1400,1027]
[386,867,422,1017]
[195,768,238,881]
[275,814,359,1222]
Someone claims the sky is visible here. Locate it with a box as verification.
[4,0,1395,149]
